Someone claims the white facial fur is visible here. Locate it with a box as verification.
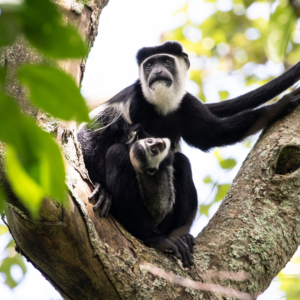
[130,138,171,173]
[139,54,188,116]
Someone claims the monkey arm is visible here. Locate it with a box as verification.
[182,87,300,150]
[204,61,300,118]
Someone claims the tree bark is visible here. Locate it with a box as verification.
[1,1,300,299]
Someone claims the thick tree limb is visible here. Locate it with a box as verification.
[1,1,300,299]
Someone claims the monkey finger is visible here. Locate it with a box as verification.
[93,189,106,212]
[176,238,194,267]
[99,194,112,218]
[178,238,195,266]
[170,245,182,260]
[191,235,197,246]
[162,239,181,260]
[191,235,196,245]
[181,241,194,267]
[175,241,190,268]
[182,236,192,253]
[88,182,101,201]
[183,235,193,253]
[187,234,196,248]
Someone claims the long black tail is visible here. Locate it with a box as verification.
[205,61,300,118]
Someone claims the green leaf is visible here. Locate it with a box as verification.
[20,0,87,58]
[0,225,8,235]
[218,90,229,101]
[0,92,66,215]
[214,184,231,202]
[219,158,237,170]
[265,1,296,62]
[203,175,212,184]
[0,8,22,47]
[18,65,89,122]
[6,146,45,216]
[199,204,211,217]
[0,254,27,289]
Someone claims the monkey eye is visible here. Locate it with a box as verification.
[145,62,153,69]
[164,59,172,66]
[150,147,158,155]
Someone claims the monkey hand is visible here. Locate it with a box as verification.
[169,236,195,268]
[275,86,300,117]
[180,234,197,254]
[148,237,194,268]
[88,182,112,218]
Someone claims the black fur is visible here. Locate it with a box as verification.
[137,41,184,65]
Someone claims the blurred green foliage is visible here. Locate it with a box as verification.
[0,92,66,216]
[18,65,89,123]
[199,149,235,216]
[278,256,300,299]
[0,0,87,58]
[0,235,27,288]
[0,0,90,217]
[163,0,300,101]
[0,0,90,289]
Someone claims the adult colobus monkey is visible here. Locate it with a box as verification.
[105,124,197,267]
[78,41,300,227]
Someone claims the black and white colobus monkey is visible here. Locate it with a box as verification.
[105,124,197,267]
[78,41,300,229]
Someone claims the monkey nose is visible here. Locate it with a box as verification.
[154,140,166,152]
[146,139,166,152]
[154,70,162,76]
[146,138,154,144]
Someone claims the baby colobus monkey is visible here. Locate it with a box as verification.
[78,41,300,237]
[105,124,197,267]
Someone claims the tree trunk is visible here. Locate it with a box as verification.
[2,1,300,299]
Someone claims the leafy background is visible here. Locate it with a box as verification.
[1,0,300,299]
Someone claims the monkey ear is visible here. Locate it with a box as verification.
[182,52,190,69]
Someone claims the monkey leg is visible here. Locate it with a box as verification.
[167,152,197,256]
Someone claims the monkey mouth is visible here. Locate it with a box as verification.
[149,78,172,90]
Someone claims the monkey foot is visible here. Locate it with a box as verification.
[170,236,195,268]
[148,237,194,268]
[88,182,112,217]
[181,234,196,253]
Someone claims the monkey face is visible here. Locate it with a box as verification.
[143,55,175,90]
[129,137,171,175]
[139,53,188,116]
